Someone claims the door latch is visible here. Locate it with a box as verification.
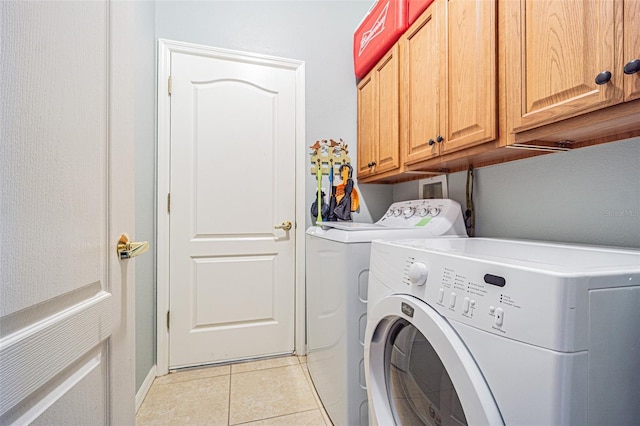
[117,233,149,259]
[274,221,292,231]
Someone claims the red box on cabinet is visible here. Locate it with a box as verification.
[408,0,435,25]
[353,0,409,79]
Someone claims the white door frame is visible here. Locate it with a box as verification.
[156,39,306,375]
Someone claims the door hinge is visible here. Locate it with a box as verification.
[167,311,170,330]
[167,193,171,213]
[168,76,172,95]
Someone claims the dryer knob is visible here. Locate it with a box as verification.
[408,262,428,286]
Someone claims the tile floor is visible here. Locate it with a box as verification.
[136,355,333,426]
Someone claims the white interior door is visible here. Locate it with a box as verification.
[0,1,136,424]
[168,48,298,368]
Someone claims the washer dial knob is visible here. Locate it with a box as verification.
[408,262,428,286]
[403,207,415,218]
[417,207,428,217]
[429,207,440,216]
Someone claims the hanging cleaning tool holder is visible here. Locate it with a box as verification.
[309,139,351,177]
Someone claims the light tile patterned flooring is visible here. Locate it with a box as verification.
[136,355,332,426]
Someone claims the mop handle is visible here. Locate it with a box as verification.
[316,160,322,223]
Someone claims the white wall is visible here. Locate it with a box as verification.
[155,0,390,227]
[394,137,640,248]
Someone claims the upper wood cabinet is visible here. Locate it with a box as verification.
[624,0,640,101]
[402,0,497,165]
[356,0,639,182]
[402,3,440,164]
[357,44,401,179]
[505,0,640,133]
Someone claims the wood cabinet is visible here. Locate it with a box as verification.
[505,0,640,133]
[402,3,439,164]
[357,44,401,179]
[624,0,640,101]
[355,0,640,183]
[402,0,497,166]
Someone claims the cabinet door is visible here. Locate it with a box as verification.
[506,0,623,132]
[403,3,440,164]
[357,73,376,178]
[624,0,640,101]
[440,0,496,154]
[375,45,401,174]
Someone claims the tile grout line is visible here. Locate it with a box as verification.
[230,358,321,425]
[139,356,316,426]
[231,363,304,377]
[152,372,231,387]
[230,408,322,426]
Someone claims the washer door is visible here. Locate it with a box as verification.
[366,294,503,426]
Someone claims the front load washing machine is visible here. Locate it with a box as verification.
[305,199,467,426]
[365,237,640,426]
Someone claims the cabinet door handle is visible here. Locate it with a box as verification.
[368,161,377,167]
[624,59,640,75]
[436,135,444,143]
[428,139,435,146]
[595,70,612,85]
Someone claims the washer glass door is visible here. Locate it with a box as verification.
[387,319,466,425]
[366,294,503,426]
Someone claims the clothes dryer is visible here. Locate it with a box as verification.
[365,237,640,425]
[305,199,467,426]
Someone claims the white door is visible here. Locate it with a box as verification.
[168,48,298,368]
[0,1,136,424]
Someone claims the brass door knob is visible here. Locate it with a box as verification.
[274,221,292,231]
[117,233,149,259]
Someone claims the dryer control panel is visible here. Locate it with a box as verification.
[370,237,640,353]
[369,238,595,353]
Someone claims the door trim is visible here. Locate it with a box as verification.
[156,39,306,375]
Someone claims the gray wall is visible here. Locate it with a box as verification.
[394,137,640,248]
[135,0,157,392]
[155,0,390,228]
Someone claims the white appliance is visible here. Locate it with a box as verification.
[306,199,467,426]
[365,237,640,426]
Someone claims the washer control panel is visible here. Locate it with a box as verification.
[375,199,466,236]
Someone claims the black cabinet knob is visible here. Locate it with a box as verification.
[436,135,444,143]
[624,59,640,75]
[367,161,376,167]
[595,71,612,85]
[428,139,435,146]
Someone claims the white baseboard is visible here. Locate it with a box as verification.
[135,365,157,414]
